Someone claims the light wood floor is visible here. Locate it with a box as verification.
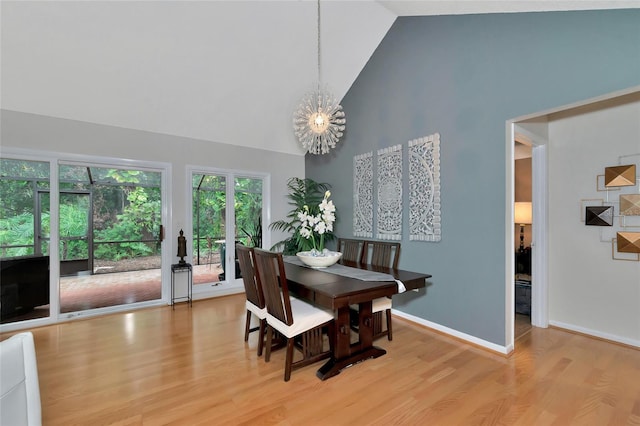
[4,294,640,425]
[515,313,532,340]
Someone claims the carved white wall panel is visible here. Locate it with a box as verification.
[376,145,402,240]
[353,152,373,237]
[409,133,441,242]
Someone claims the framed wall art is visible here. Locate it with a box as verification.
[353,152,373,238]
[408,133,441,241]
[376,145,402,240]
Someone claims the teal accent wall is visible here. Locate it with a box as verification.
[305,10,640,346]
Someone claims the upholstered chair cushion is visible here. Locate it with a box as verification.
[266,298,334,338]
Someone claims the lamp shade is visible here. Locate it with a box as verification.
[514,202,532,225]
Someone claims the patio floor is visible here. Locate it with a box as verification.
[1,263,223,324]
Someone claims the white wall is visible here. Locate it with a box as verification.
[547,95,640,346]
[1,1,396,156]
[0,109,303,268]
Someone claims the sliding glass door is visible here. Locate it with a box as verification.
[2,153,170,329]
[58,163,163,315]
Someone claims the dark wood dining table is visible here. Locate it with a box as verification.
[283,258,431,380]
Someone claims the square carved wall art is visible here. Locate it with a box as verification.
[585,206,614,226]
[620,194,640,216]
[617,232,640,253]
[605,164,636,187]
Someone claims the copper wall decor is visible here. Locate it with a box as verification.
[616,232,640,253]
[620,194,640,216]
[604,164,636,187]
[585,206,614,226]
[584,154,639,261]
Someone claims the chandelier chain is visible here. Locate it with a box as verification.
[316,0,322,92]
[292,0,346,155]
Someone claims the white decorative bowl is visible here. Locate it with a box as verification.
[296,251,342,268]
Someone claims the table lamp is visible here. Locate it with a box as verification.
[514,202,532,252]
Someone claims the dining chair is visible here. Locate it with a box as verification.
[236,244,267,356]
[359,240,401,341]
[363,240,400,270]
[253,248,335,382]
[0,332,42,426]
[336,238,364,264]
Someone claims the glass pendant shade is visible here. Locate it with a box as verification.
[294,90,345,155]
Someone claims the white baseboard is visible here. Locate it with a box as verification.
[192,281,244,300]
[549,320,640,348]
[392,309,512,355]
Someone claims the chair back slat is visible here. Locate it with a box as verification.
[362,241,401,269]
[236,244,264,309]
[253,248,294,326]
[336,238,363,264]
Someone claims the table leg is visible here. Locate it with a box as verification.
[316,301,386,380]
[358,300,374,349]
[335,306,352,359]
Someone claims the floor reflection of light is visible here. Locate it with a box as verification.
[124,312,135,344]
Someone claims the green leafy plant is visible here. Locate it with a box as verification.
[241,214,262,248]
[269,177,335,255]
[0,212,38,257]
[1,161,161,262]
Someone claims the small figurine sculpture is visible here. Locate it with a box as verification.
[177,229,187,265]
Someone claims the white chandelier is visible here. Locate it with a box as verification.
[293,0,346,155]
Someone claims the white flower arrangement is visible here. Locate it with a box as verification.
[297,190,336,254]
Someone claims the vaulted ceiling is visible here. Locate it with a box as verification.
[2,1,637,156]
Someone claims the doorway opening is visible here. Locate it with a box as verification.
[514,140,533,340]
[508,118,550,350]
